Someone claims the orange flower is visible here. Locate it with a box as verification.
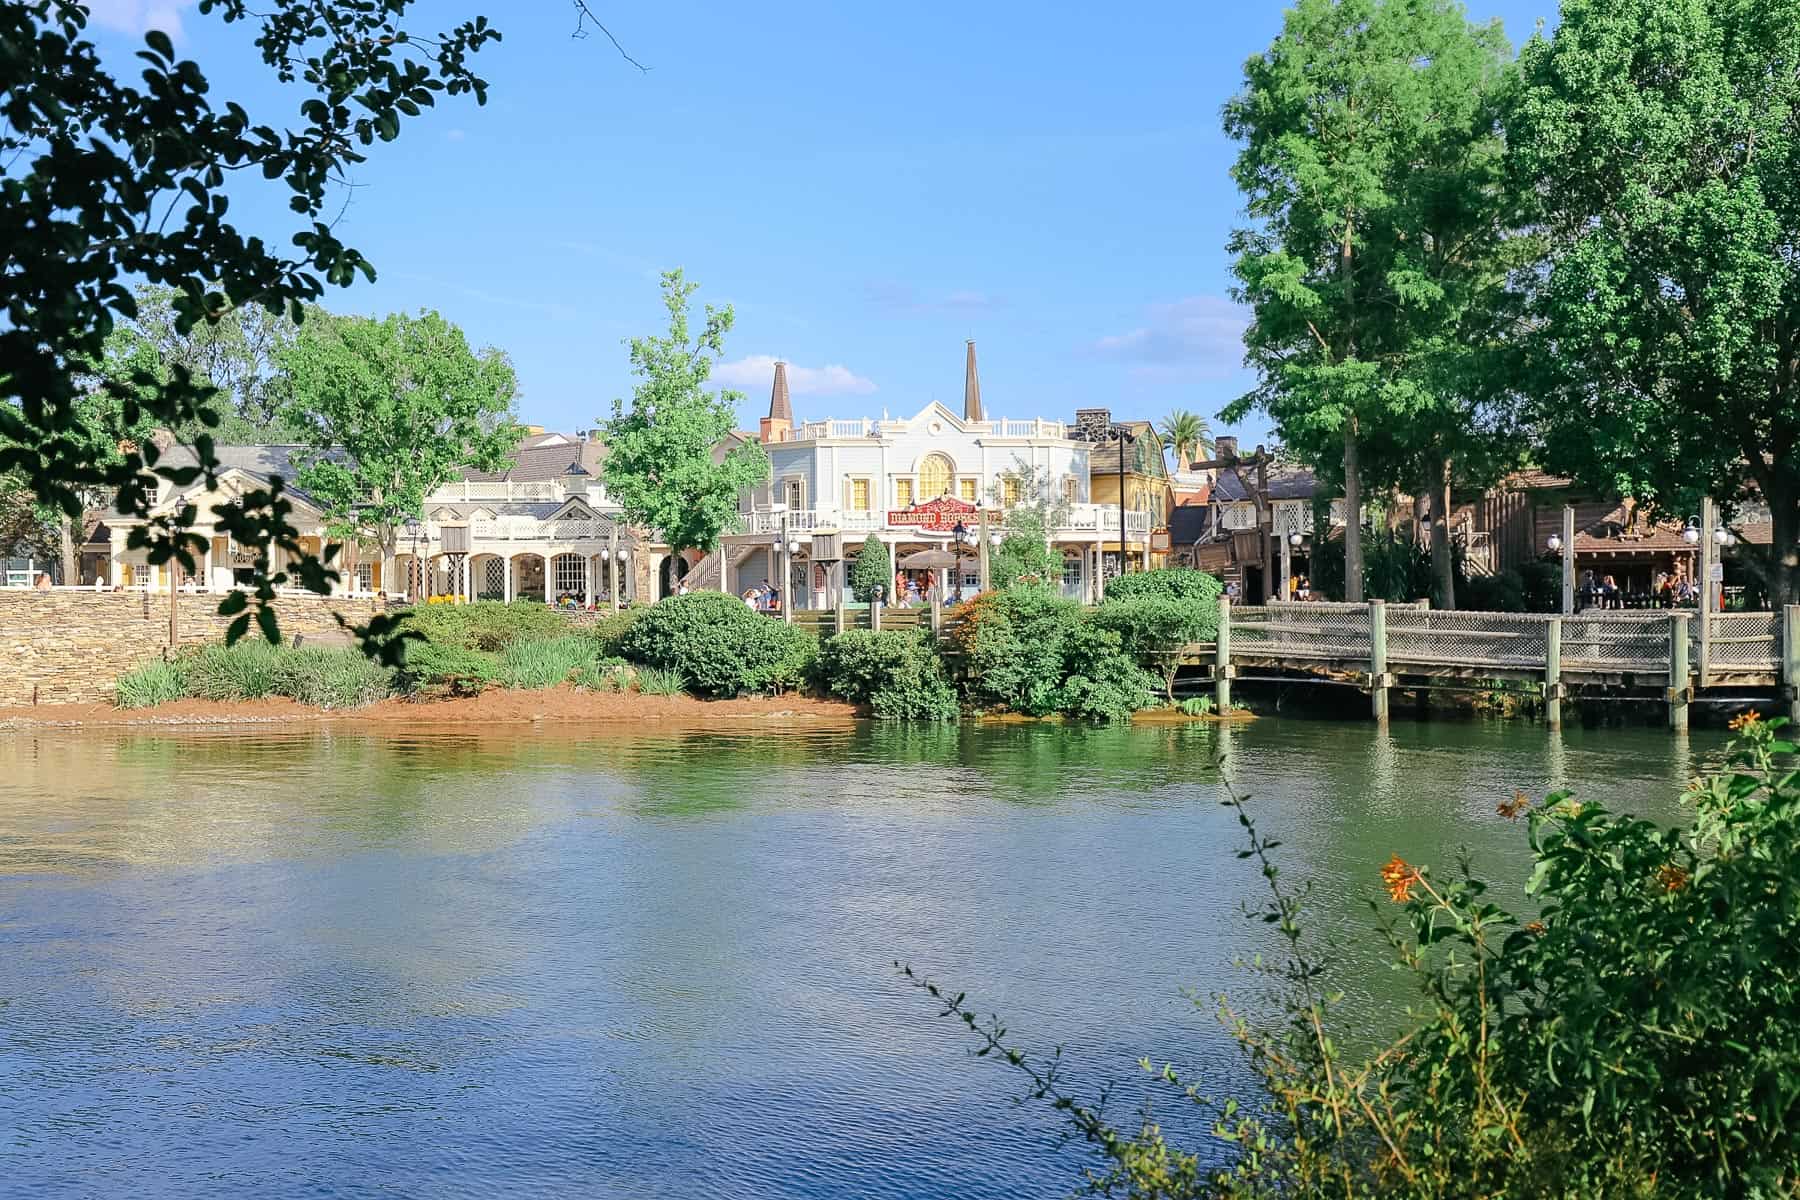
[1657,863,1689,893]
[1525,920,1546,935]
[1729,709,1762,733]
[1380,855,1420,904]
[1497,791,1531,821]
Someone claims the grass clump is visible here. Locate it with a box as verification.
[180,641,283,700]
[632,666,686,696]
[114,659,186,708]
[273,649,396,709]
[497,635,598,690]
[400,642,500,697]
[398,600,571,652]
[574,658,635,693]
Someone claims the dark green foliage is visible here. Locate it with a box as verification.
[271,648,395,709]
[397,601,570,653]
[1055,623,1154,723]
[1310,529,1448,603]
[949,588,1083,716]
[1102,567,1222,605]
[1460,568,1525,613]
[817,630,959,721]
[848,538,893,604]
[617,592,817,697]
[1090,596,1217,700]
[0,1,500,647]
[1518,560,1561,613]
[399,642,499,696]
[948,588,1150,722]
[588,606,647,658]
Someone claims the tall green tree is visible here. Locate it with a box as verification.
[1511,0,1800,608]
[601,270,770,554]
[279,310,521,589]
[848,536,893,604]
[1221,0,1519,606]
[1157,410,1212,469]
[0,1,498,647]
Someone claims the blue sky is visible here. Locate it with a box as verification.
[86,0,1556,446]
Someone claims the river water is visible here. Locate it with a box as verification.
[0,717,1722,1198]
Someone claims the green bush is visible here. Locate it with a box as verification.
[398,600,570,652]
[497,634,598,690]
[1090,594,1218,700]
[848,538,892,603]
[914,717,1800,1197]
[818,629,959,720]
[948,587,1083,716]
[400,642,500,696]
[1102,566,1223,605]
[181,641,283,700]
[617,592,817,697]
[272,648,396,709]
[588,606,646,657]
[990,511,1061,589]
[114,659,185,708]
[1177,694,1214,716]
[1055,622,1154,722]
[1519,559,1561,613]
[632,665,686,696]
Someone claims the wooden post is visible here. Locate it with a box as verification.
[1278,529,1291,603]
[1215,596,1232,712]
[1699,497,1717,687]
[1561,504,1575,615]
[608,525,620,613]
[1784,605,1800,727]
[835,586,848,636]
[1370,598,1389,725]
[168,557,180,648]
[871,593,882,633]
[930,593,942,638]
[779,514,793,625]
[1670,611,1690,732]
[1544,616,1563,732]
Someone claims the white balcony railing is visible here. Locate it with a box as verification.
[778,417,1071,443]
[735,503,1150,539]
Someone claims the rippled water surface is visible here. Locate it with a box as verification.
[0,717,1723,1198]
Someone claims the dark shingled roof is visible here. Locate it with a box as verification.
[460,432,606,483]
[110,443,344,516]
[1211,462,1320,502]
[1168,505,1213,546]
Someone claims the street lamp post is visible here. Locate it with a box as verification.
[1282,529,1302,602]
[951,521,970,602]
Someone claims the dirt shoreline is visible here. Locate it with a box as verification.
[0,688,861,730]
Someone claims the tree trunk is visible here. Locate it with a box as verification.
[60,512,77,585]
[1769,489,1799,612]
[1343,423,1364,603]
[1429,456,1456,610]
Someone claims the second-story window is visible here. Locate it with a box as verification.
[958,478,977,503]
[894,478,915,508]
[1001,477,1021,509]
[844,478,871,511]
[1062,475,1078,504]
[783,478,805,510]
[918,453,954,499]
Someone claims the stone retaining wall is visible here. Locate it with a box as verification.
[0,590,389,706]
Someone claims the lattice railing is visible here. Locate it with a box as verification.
[1387,608,1549,669]
[1708,612,1780,671]
[1227,602,1371,660]
[1562,612,1673,673]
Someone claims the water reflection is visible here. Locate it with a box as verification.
[0,718,1727,1199]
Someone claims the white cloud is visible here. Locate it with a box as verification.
[80,0,192,38]
[1092,296,1248,374]
[713,355,877,397]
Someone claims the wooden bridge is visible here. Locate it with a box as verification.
[789,597,1800,730]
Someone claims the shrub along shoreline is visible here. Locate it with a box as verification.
[113,570,1228,722]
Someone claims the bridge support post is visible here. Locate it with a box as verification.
[1784,605,1800,727]
[835,591,848,636]
[930,594,943,639]
[1370,599,1389,725]
[871,595,882,633]
[1669,612,1690,733]
[1544,617,1563,732]
[1215,597,1232,712]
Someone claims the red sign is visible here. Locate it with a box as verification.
[886,495,981,531]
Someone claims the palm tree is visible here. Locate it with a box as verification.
[1158,409,1212,469]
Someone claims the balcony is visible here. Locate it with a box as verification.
[774,417,1071,443]
[734,503,1149,539]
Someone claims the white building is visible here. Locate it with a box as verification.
[720,343,1152,605]
[98,433,668,607]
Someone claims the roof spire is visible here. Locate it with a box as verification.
[768,360,793,423]
[963,340,983,422]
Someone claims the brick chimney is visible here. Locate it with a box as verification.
[759,360,793,443]
[1215,435,1238,462]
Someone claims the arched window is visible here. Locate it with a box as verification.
[918,453,955,499]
